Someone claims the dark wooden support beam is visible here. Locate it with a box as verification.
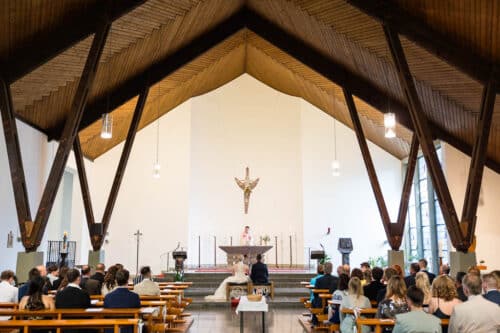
[346,0,496,91]
[343,88,396,248]
[460,76,497,243]
[93,87,149,250]
[73,137,97,233]
[393,135,419,239]
[383,25,469,252]
[3,0,146,84]
[48,9,246,140]
[24,21,111,252]
[0,77,33,248]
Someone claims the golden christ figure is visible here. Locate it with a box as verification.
[235,167,259,214]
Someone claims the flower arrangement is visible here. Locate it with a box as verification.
[262,235,270,245]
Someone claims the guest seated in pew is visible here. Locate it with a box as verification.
[393,286,442,333]
[55,269,91,309]
[419,259,435,284]
[312,262,339,308]
[133,266,160,296]
[415,272,431,311]
[19,276,55,310]
[392,264,404,278]
[454,272,467,302]
[404,262,420,288]
[52,266,69,291]
[250,254,269,284]
[448,273,500,333]
[491,270,500,287]
[350,268,364,285]
[362,268,372,287]
[0,269,18,303]
[363,267,384,305]
[46,264,59,289]
[329,273,349,324]
[101,265,119,296]
[80,265,100,295]
[428,275,461,333]
[376,267,398,304]
[482,273,500,305]
[339,277,371,333]
[90,263,106,288]
[377,276,410,321]
[18,266,49,301]
[309,264,324,302]
[104,269,140,308]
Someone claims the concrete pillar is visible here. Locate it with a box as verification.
[16,251,44,283]
[88,250,105,268]
[388,250,404,270]
[450,251,476,278]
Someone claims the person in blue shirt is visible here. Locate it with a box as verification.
[309,264,324,301]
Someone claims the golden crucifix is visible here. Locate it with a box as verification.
[235,167,259,214]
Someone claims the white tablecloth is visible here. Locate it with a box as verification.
[235,296,268,314]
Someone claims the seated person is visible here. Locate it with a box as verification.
[428,275,461,333]
[133,266,160,296]
[19,276,55,310]
[482,273,500,305]
[393,286,442,333]
[205,256,250,301]
[340,277,371,333]
[329,273,349,324]
[363,266,384,305]
[104,269,140,308]
[312,262,339,308]
[377,276,410,319]
[250,254,269,284]
[0,269,18,303]
[55,268,91,308]
[309,264,324,302]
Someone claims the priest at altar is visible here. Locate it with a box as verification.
[240,225,253,245]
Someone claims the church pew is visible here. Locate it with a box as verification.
[0,303,17,309]
[355,317,449,333]
[0,318,139,333]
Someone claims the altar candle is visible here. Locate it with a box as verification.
[438,240,443,258]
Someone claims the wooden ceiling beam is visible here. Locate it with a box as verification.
[26,21,111,252]
[47,9,247,141]
[0,77,33,249]
[346,0,496,91]
[460,75,497,243]
[3,0,146,84]
[384,24,470,252]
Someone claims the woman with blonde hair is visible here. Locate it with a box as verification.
[377,275,409,319]
[415,271,432,309]
[340,277,371,333]
[428,275,461,333]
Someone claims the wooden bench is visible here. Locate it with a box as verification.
[248,281,275,299]
[0,318,139,333]
[297,315,339,333]
[356,317,450,333]
[226,282,249,300]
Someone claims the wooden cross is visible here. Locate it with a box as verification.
[133,229,142,275]
[235,167,259,214]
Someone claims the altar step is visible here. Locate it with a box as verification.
[159,272,315,308]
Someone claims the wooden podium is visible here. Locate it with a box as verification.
[219,246,273,265]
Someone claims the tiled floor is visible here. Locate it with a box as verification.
[188,306,306,333]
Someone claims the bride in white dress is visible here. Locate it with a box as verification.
[205,257,250,301]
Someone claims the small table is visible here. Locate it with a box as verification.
[235,296,268,333]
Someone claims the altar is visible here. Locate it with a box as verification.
[219,246,273,265]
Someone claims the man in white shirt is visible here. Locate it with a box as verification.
[0,270,18,303]
[449,273,500,333]
[240,225,253,245]
[133,266,160,296]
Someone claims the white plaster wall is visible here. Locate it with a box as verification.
[90,102,191,274]
[300,100,401,268]
[188,75,304,267]
[442,143,500,269]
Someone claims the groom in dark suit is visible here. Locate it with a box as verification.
[250,254,269,284]
[103,269,140,308]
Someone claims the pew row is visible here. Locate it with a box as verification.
[0,318,139,333]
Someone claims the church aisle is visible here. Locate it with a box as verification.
[188,306,305,332]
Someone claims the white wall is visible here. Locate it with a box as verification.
[91,101,191,274]
[442,143,500,269]
[300,100,401,267]
[188,76,304,267]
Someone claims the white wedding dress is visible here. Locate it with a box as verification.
[205,261,250,301]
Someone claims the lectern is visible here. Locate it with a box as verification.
[338,238,353,265]
[172,251,187,281]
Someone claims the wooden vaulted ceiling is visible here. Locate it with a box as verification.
[1,0,499,169]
